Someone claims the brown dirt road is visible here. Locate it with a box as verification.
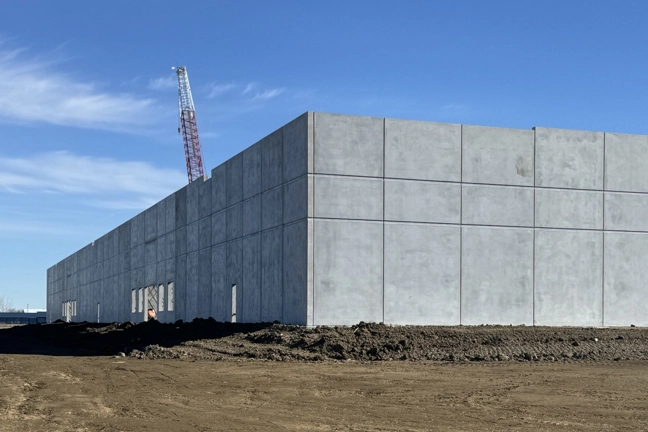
[1,321,648,431]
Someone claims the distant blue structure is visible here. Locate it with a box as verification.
[0,312,46,325]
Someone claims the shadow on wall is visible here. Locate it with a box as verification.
[0,319,274,357]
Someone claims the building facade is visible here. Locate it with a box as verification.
[48,112,648,326]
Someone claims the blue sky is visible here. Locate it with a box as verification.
[1,0,648,310]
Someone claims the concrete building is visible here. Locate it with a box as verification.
[47,112,648,326]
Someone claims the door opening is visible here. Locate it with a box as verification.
[231,284,237,323]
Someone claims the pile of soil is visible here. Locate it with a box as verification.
[1,319,646,363]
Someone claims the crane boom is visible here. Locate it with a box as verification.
[175,66,205,183]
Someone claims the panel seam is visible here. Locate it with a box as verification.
[602,133,606,326]
[459,124,463,325]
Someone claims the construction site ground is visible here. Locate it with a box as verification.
[1,320,647,431]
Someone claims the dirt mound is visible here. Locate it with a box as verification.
[1,319,646,362]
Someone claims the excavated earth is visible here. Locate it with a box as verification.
[1,318,646,363]
[3,321,648,431]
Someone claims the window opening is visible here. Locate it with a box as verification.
[158,284,165,312]
[168,282,175,312]
[131,289,137,313]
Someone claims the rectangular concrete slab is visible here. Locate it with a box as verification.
[535,127,604,190]
[314,219,383,325]
[174,255,186,321]
[242,234,261,322]
[199,217,211,250]
[156,201,166,238]
[211,210,226,246]
[462,125,534,186]
[315,113,383,177]
[211,244,227,321]
[198,177,212,220]
[243,142,261,200]
[261,128,283,191]
[283,221,309,325]
[534,229,603,326]
[462,184,533,227]
[535,189,603,229]
[226,153,243,207]
[186,252,199,320]
[186,179,200,225]
[283,112,312,182]
[243,196,261,236]
[261,186,283,230]
[384,223,460,325]
[461,226,533,325]
[385,118,460,182]
[175,226,187,257]
[604,232,648,326]
[164,195,176,234]
[314,175,383,220]
[385,179,460,224]
[211,163,226,213]
[227,239,243,321]
[226,203,243,240]
[198,248,211,319]
[186,222,199,253]
[605,132,648,192]
[605,192,648,232]
[283,175,310,224]
[175,187,187,229]
[261,227,283,322]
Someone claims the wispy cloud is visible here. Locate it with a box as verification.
[206,82,235,98]
[242,82,258,95]
[148,76,176,91]
[0,43,161,131]
[0,151,186,209]
[252,88,284,101]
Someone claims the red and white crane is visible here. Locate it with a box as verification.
[173,66,205,183]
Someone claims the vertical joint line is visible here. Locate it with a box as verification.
[600,134,605,326]
[382,117,386,324]
[459,124,463,325]
[532,127,536,326]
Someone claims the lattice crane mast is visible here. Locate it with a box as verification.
[173,66,205,183]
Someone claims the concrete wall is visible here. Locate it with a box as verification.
[310,113,648,327]
[47,113,313,325]
[48,111,648,327]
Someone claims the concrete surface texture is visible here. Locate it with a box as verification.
[47,112,648,326]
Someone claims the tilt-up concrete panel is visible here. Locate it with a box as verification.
[198,178,212,220]
[243,196,261,236]
[461,226,533,325]
[313,219,383,325]
[462,184,533,227]
[243,142,261,200]
[261,227,283,322]
[314,175,382,220]
[283,112,312,182]
[226,153,243,207]
[211,211,226,246]
[174,255,187,322]
[261,129,283,191]
[227,239,243,321]
[186,178,200,224]
[261,187,283,230]
[535,127,604,190]
[384,223,460,325]
[174,187,187,229]
[314,113,383,177]
[186,252,199,320]
[199,217,211,250]
[384,180,460,224]
[605,132,648,192]
[211,164,226,213]
[226,203,243,240]
[605,192,648,232]
[283,220,309,325]
[283,175,311,224]
[242,234,262,322]
[604,232,648,326]
[535,189,603,229]
[384,119,460,182]
[164,195,175,234]
[462,125,534,186]
[210,244,228,322]
[534,229,603,326]
[187,222,199,254]
[197,248,212,319]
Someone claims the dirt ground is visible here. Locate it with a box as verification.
[1,321,648,431]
